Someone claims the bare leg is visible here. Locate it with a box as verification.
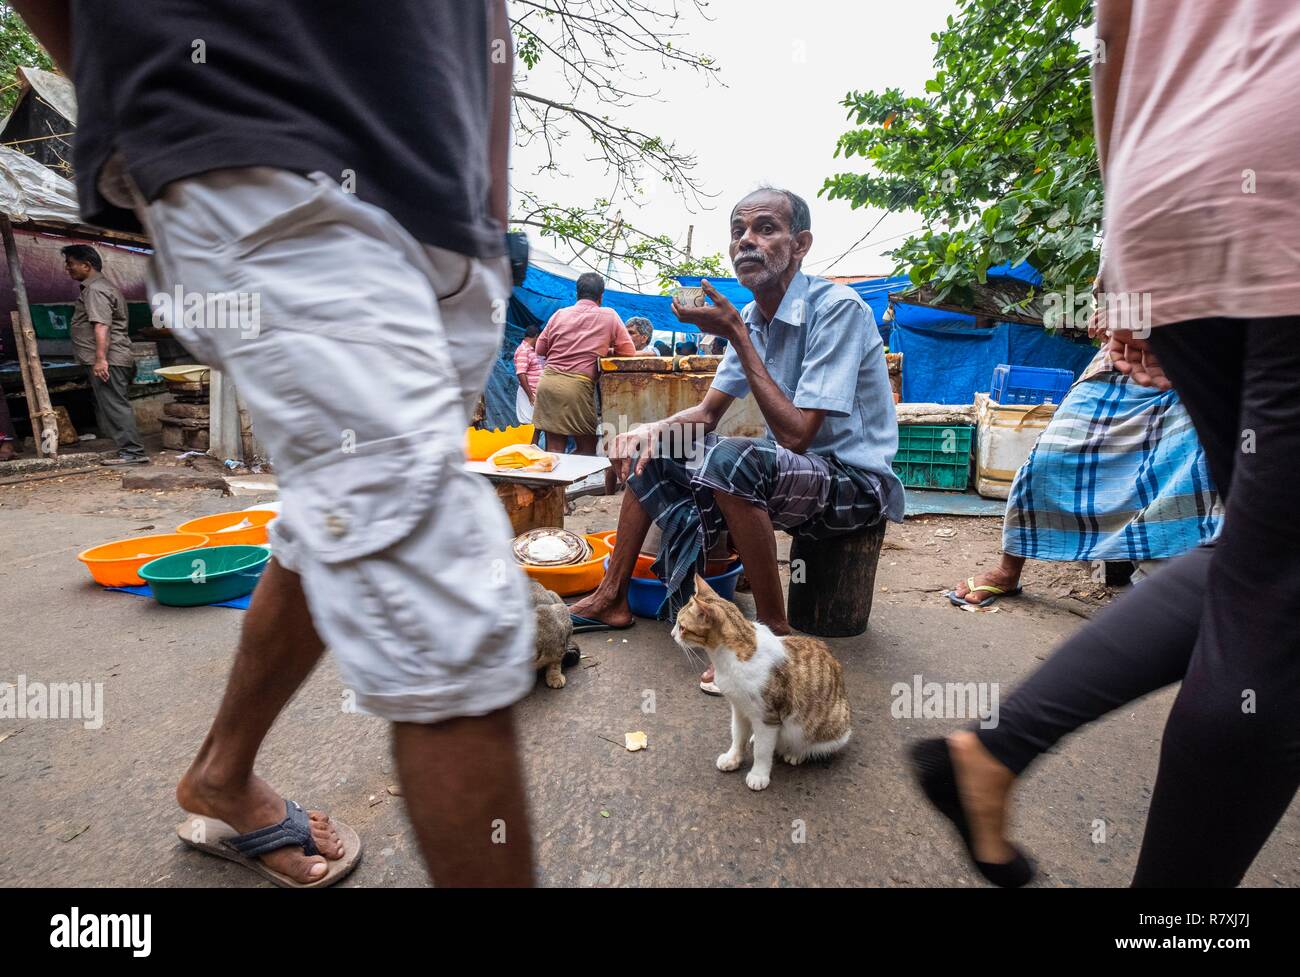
[392,707,534,886]
[713,490,789,634]
[540,430,566,454]
[946,730,1018,863]
[568,488,654,627]
[176,559,344,884]
[953,553,1026,604]
[926,546,1212,873]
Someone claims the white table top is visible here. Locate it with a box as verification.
[466,451,610,486]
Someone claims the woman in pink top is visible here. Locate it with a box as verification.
[912,0,1300,891]
[532,273,635,456]
[513,324,543,424]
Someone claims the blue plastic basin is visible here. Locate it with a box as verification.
[606,557,744,618]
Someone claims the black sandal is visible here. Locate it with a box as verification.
[909,738,1036,888]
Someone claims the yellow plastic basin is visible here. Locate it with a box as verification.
[176,509,278,547]
[466,424,535,462]
[519,533,611,596]
[78,532,211,587]
[153,364,211,383]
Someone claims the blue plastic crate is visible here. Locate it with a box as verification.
[989,364,1074,405]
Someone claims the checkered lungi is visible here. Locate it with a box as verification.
[627,434,884,620]
[1003,372,1222,562]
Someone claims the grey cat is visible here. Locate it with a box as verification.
[530,580,573,689]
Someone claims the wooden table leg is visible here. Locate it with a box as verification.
[494,481,565,535]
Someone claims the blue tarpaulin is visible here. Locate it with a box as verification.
[888,317,1096,403]
[485,268,692,429]
[515,265,690,333]
[481,296,535,430]
[485,266,710,429]
[681,265,1095,405]
[480,262,1096,429]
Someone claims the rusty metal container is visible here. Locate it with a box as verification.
[597,356,766,439]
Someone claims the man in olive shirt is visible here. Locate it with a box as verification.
[63,244,146,464]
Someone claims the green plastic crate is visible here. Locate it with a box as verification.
[30,301,157,340]
[29,303,74,340]
[892,423,973,490]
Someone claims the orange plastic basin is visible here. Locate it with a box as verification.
[466,424,535,462]
[176,509,278,547]
[78,532,211,587]
[601,531,736,579]
[519,533,612,597]
[599,531,657,577]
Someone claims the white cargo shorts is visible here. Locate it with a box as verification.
[137,167,534,723]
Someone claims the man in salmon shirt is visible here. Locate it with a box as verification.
[531,272,636,466]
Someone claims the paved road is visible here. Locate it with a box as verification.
[1,479,1295,887]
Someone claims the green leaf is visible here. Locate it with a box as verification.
[825,0,1099,298]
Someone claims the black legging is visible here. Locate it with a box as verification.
[976,317,1300,887]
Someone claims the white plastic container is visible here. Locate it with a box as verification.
[131,341,161,383]
[974,393,1057,499]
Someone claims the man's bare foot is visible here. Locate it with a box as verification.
[953,567,1021,605]
[0,440,15,462]
[177,763,344,884]
[947,730,1017,864]
[568,589,634,629]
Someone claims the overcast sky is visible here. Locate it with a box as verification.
[512,0,959,287]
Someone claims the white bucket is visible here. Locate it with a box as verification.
[974,393,1057,499]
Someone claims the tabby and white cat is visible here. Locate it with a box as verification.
[671,574,851,790]
[530,580,572,689]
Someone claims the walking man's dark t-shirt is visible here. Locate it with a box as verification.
[69,0,502,258]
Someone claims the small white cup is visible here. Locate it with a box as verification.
[672,286,706,308]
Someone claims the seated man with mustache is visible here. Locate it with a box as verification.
[569,187,905,692]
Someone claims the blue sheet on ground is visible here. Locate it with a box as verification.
[105,584,252,610]
[905,489,1007,517]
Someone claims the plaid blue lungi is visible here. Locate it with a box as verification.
[628,435,885,620]
[1003,372,1222,562]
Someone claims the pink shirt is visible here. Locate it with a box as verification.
[535,299,636,379]
[513,341,542,396]
[1095,0,1300,326]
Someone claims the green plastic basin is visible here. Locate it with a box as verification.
[138,544,270,607]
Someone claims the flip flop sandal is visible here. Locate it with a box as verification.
[947,577,1023,608]
[570,614,635,634]
[908,738,1035,888]
[699,680,722,696]
[176,799,362,888]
